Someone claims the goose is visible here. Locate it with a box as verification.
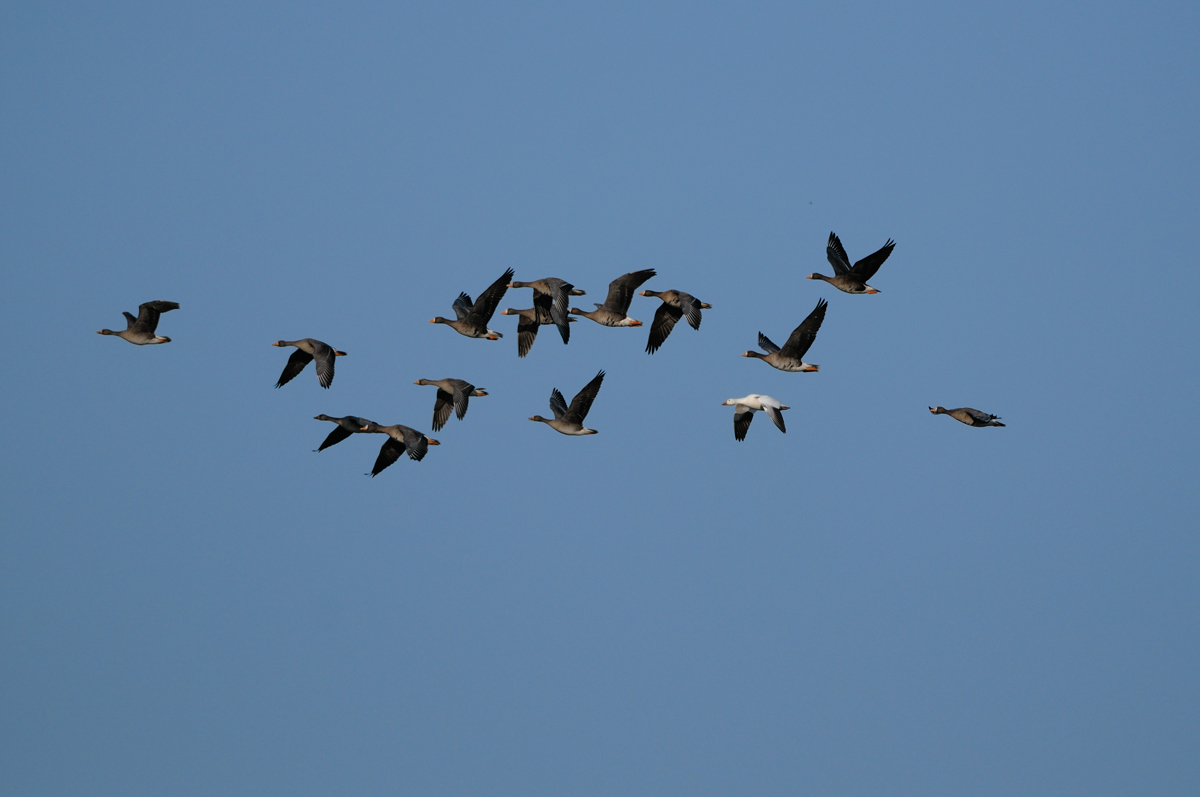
[529,370,605,435]
[499,307,577,358]
[273,339,346,388]
[430,268,513,339]
[97,300,179,345]
[569,269,656,327]
[359,422,440,477]
[742,298,827,372]
[639,289,711,354]
[414,378,488,431]
[929,406,1006,427]
[507,277,584,344]
[313,415,375,452]
[721,395,789,441]
[808,232,895,294]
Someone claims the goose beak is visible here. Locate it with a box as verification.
[805,274,815,279]
[486,334,500,340]
[700,303,712,308]
[629,320,642,327]
[335,351,347,356]
[427,439,440,446]
[272,341,282,346]
[866,288,880,294]
[428,318,437,323]
[638,291,649,296]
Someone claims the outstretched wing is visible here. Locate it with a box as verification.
[678,293,704,330]
[761,403,787,434]
[450,380,474,420]
[370,438,405,477]
[431,389,454,431]
[544,279,575,343]
[132,300,179,334]
[780,298,827,359]
[602,269,656,314]
[646,302,682,354]
[849,239,895,281]
[516,313,539,357]
[399,426,431,461]
[826,232,852,276]
[471,268,515,324]
[548,388,569,420]
[564,370,605,424]
[276,349,313,388]
[316,425,354,452]
[311,342,337,388]
[733,406,754,441]
[757,332,781,355]
[452,293,473,320]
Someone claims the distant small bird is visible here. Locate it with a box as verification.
[570,269,656,327]
[97,300,179,345]
[273,339,346,389]
[722,395,789,441]
[530,370,605,435]
[499,307,577,358]
[414,378,488,431]
[808,232,895,294]
[430,269,513,339]
[359,422,440,477]
[742,298,827,372]
[639,289,711,354]
[507,277,584,344]
[313,415,376,451]
[928,406,1006,427]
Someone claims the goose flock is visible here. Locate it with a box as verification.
[99,232,1005,476]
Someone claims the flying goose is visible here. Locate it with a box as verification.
[639,289,711,354]
[742,298,827,372]
[570,269,656,327]
[929,406,1006,427]
[507,277,584,344]
[721,395,789,441]
[430,268,513,339]
[808,232,895,294]
[414,378,488,431]
[97,300,179,345]
[529,370,605,435]
[359,422,440,477]
[273,339,346,388]
[499,307,577,358]
[313,415,375,452]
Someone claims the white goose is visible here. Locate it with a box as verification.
[721,394,789,441]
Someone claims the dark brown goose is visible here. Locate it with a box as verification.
[929,407,1006,427]
[570,269,656,327]
[742,298,827,372]
[499,307,577,357]
[639,289,711,354]
[507,277,584,344]
[313,415,375,452]
[359,422,440,477]
[273,339,346,388]
[430,268,513,339]
[97,300,179,345]
[414,378,488,431]
[808,232,895,294]
[529,370,605,435]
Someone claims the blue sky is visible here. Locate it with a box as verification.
[2,2,1198,792]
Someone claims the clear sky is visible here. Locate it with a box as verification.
[2,2,1198,793]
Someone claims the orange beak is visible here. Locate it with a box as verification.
[866,289,880,294]
[427,439,440,446]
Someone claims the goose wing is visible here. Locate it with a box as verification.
[544,279,574,343]
[826,233,852,276]
[316,424,354,452]
[548,388,569,420]
[759,400,787,434]
[398,426,431,461]
[646,302,682,354]
[963,408,1000,424]
[470,268,514,323]
[370,438,405,476]
[848,239,895,281]
[780,298,827,358]
[563,370,605,424]
[311,341,337,388]
[452,293,473,320]
[276,349,312,388]
[757,332,781,355]
[678,293,704,330]
[733,405,754,441]
[449,380,475,420]
[431,389,454,431]
[517,312,540,357]
[602,269,656,314]
[131,300,179,334]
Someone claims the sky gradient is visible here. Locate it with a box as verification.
[2,2,1198,793]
